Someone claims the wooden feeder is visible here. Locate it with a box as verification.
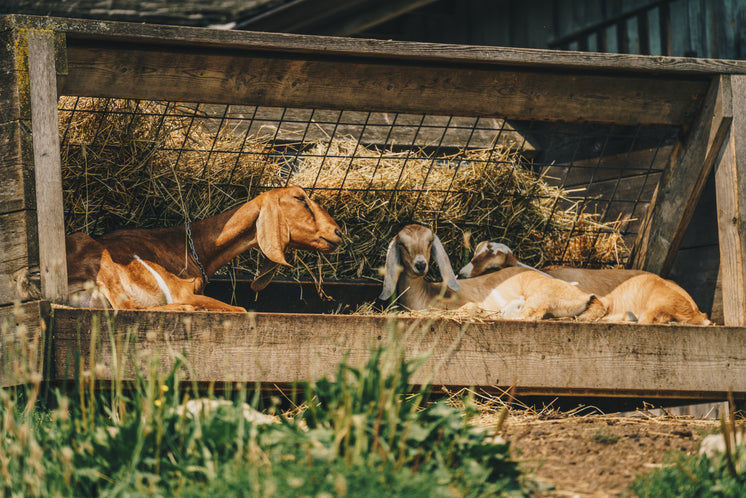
[1,14,746,405]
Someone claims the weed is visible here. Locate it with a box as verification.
[631,397,746,497]
[593,428,620,445]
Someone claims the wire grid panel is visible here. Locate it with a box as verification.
[58,97,678,282]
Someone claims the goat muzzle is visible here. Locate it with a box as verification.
[413,259,428,275]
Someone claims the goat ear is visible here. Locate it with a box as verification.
[432,235,461,292]
[379,238,402,300]
[251,256,281,292]
[256,195,291,266]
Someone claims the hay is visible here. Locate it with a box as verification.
[59,97,629,284]
[60,98,280,235]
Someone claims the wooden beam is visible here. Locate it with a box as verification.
[62,41,707,127]
[630,76,732,274]
[714,75,746,326]
[6,15,738,76]
[27,30,67,303]
[51,308,746,399]
[0,301,46,387]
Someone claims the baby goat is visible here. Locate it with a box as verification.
[379,225,605,320]
[67,186,343,312]
[458,241,711,325]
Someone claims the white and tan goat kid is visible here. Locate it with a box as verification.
[458,241,555,279]
[378,224,462,311]
[66,186,343,312]
[458,241,711,325]
[379,225,605,320]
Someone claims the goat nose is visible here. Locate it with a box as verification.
[414,260,427,274]
[334,228,343,239]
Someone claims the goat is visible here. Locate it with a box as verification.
[66,186,343,312]
[458,241,711,325]
[379,225,605,320]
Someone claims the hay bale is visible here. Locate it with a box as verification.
[59,97,629,284]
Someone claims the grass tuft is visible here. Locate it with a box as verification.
[0,307,536,497]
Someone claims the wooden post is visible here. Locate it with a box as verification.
[714,75,746,326]
[631,76,732,275]
[27,29,67,303]
[0,21,40,307]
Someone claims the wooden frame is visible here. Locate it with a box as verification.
[2,15,746,398]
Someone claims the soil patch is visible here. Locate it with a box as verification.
[502,412,719,496]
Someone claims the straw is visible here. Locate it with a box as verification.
[59,97,629,284]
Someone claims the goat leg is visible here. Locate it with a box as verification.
[150,295,247,313]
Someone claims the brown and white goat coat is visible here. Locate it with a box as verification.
[458,241,711,325]
[379,225,605,320]
[67,186,343,312]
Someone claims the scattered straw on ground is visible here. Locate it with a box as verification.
[441,388,723,496]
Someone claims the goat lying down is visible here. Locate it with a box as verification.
[379,225,605,320]
[459,241,711,325]
[66,186,343,312]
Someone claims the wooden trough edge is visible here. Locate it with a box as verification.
[1,302,741,400]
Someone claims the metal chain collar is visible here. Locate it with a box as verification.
[186,221,209,284]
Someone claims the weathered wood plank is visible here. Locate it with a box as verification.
[27,30,67,303]
[0,210,38,306]
[61,41,708,127]
[192,106,536,152]
[631,76,732,275]
[0,120,33,215]
[0,301,46,387]
[50,308,746,399]
[2,15,741,76]
[712,268,725,325]
[714,74,746,326]
[0,30,22,125]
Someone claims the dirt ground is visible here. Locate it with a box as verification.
[501,410,720,497]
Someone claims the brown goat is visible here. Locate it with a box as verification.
[379,225,605,320]
[67,186,343,312]
[458,241,711,325]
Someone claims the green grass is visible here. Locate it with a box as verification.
[592,428,620,445]
[631,411,746,497]
[0,311,535,497]
[629,448,746,497]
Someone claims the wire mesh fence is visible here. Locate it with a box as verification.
[58,97,678,284]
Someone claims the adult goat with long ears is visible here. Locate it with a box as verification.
[66,186,343,312]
